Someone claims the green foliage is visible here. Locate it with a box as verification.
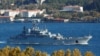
[0,0,100,11]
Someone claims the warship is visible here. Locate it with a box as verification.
[7,23,92,45]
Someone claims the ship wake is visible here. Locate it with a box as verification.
[0,41,6,44]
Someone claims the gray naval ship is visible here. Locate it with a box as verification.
[8,23,92,45]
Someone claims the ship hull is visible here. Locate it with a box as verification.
[8,35,92,45]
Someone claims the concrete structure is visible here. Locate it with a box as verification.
[64,19,69,22]
[4,10,20,21]
[60,5,83,12]
[0,9,45,21]
[20,9,45,17]
[19,10,28,17]
[28,9,45,17]
[0,16,11,23]
[0,10,7,14]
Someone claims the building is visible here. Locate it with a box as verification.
[20,9,45,17]
[19,10,28,17]
[4,10,20,21]
[60,5,83,12]
[0,9,45,22]
[28,9,45,17]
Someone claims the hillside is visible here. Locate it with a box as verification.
[0,0,100,11]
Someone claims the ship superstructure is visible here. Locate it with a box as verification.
[8,23,92,45]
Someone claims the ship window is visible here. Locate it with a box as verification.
[76,40,78,43]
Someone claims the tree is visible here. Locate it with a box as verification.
[24,47,34,56]
[2,46,10,56]
[18,52,26,56]
[57,50,65,56]
[72,48,82,56]
[35,51,42,56]
[41,52,48,56]
[65,49,71,56]
[51,51,57,56]
[85,51,94,56]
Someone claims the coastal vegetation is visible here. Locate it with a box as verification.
[0,0,100,22]
[52,11,100,22]
[0,0,100,11]
[0,46,95,56]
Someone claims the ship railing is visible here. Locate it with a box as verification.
[84,35,92,39]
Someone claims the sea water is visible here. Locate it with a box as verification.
[0,22,100,56]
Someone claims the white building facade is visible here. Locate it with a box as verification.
[0,9,45,21]
[60,5,83,12]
